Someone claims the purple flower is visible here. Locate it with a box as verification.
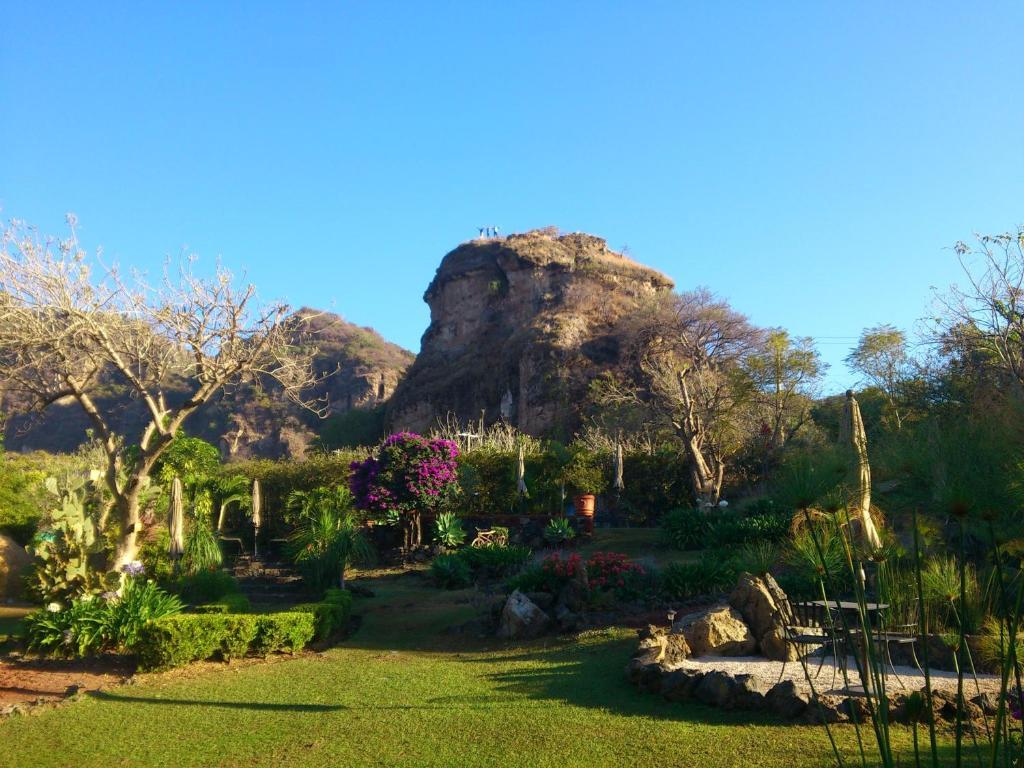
[121,560,145,577]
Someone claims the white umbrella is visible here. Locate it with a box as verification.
[516,444,527,495]
[167,477,185,558]
[251,479,262,557]
[843,390,882,550]
[613,442,625,491]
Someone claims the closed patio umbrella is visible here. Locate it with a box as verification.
[516,444,527,496]
[841,390,882,550]
[251,479,262,558]
[613,441,625,491]
[167,477,185,560]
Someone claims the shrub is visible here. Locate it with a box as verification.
[543,518,576,546]
[586,552,646,595]
[25,573,182,657]
[506,564,549,593]
[293,589,353,641]
[173,570,241,605]
[433,511,467,548]
[459,544,532,578]
[136,610,318,670]
[194,593,251,614]
[661,508,711,551]
[431,554,472,589]
[103,575,185,650]
[737,541,780,576]
[252,612,316,656]
[661,550,739,600]
[561,450,608,496]
[708,511,790,548]
[350,432,460,547]
[289,504,372,596]
[180,511,223,576]
[24,596,109,657]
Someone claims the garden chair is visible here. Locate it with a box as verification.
[845,597,921,690]
[778,600,846,689]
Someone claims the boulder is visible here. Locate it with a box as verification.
[0,534,31,600]
[730,673,771,710]
[660,668,704,701]
[673,604,756,657]
[496,590,550,640]
[729,572,797,661]
[634,624,691,666]
[694,671,738,708]
[766,680,810,719]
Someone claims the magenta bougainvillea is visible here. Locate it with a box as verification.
[350,433,460,546]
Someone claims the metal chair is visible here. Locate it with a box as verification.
[779,599,846,689]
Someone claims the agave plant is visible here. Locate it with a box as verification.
[543,517,576,547]
[433,511,467,549]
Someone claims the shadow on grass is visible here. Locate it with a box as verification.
[88,690,347,712]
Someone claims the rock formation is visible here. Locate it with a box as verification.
[388,228,674,436]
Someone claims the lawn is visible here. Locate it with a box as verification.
[0,564,936,768]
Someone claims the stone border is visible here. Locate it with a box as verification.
[627,627,997,725]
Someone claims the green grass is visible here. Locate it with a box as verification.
[0,564,939,768]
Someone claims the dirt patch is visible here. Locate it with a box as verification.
[0,655,135,707]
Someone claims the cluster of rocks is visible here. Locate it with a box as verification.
[626,572,997,725]
[496,566,590,640]
[627,633,997,725]
[661,572,798,661]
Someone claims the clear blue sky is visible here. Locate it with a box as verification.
[2,2,1022,394]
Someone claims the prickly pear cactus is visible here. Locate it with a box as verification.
[27,473,116,602]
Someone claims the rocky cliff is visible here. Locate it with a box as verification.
[387,229,673,436]
[1,310,414,458]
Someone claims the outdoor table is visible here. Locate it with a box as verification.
[808,600,889,612]
[808,600,898,695]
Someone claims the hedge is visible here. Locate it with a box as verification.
[292,588,353,641]
[137,589,353,669]
[137,611,315,670]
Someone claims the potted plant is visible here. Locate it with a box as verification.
[561,450,607,534]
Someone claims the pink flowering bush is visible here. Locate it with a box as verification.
[350,432,460,548]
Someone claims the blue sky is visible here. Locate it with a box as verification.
[2,2,1022,394]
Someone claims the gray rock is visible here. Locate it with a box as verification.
[660,668,704,702]
[766,680,810,718]
[496,589,550,640]
[730,673,770,710]
[525,591,555,611]
[694,671,738,708]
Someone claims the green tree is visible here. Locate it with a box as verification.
[746,330,824,456]
[845,324,912,429]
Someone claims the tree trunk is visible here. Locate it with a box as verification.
[111,492,142,569]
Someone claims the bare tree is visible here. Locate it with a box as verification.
[599,290,761,504]
[934,228,1024,395]
[0,217,323,567]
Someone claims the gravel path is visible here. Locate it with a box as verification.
[669,654,1002,697]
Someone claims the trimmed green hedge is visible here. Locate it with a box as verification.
[293,588,353,641]
[137,611,315,670]
[193,593,251,614]
[138,589,353,669]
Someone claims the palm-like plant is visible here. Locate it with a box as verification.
[289,507,373,594]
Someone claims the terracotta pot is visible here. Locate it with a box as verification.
[574,494,596,533]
